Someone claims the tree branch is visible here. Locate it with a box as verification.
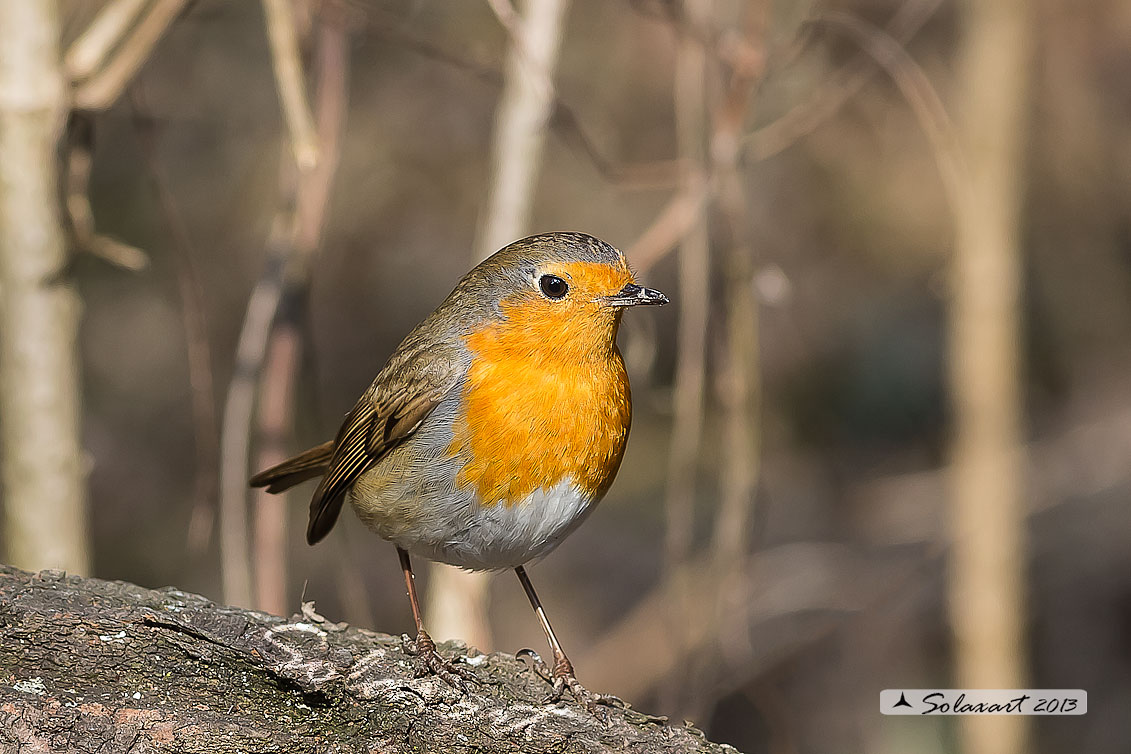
[64,0,151,82]
[743,0,943,161]
[71,0,192,111]
[0,566,738,754]
[262,0,320,171]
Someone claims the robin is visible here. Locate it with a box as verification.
[250,231,667,706]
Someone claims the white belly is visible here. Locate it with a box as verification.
[408,479,596,571]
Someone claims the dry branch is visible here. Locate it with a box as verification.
[129,92,220,555]
[64,113,149,271]
[659,0,712,714]
[0,566,738,754]
[810,11,964,212]
[71,0,191,111]
[220,3,349,610]
[251,6,351,617]
[363,11,681,191]
[65,0,150,82]
[744,0,943,161]
[625,171,708,275]
[262,0,320,171]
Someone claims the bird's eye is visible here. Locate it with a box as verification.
[539,275,569,299]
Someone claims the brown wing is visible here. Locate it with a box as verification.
[305,385,449,544]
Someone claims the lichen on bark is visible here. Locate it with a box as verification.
[0,566,739,753]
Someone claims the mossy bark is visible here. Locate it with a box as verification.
[0,566,738,753]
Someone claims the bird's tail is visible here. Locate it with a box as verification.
[249,440,334,493]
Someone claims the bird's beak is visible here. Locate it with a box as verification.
[602,282,669,307]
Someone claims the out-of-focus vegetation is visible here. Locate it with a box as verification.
[8,0,1128,751]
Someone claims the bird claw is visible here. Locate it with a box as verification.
[516,648,553,682]
[401,631,473,692]
[549,674,623,714]
[516,648,621,713]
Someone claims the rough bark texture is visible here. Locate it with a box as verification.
[0,566,738,754]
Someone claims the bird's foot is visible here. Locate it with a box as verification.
[401,630,473,692]
[517,648,623,713]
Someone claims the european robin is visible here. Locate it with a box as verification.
[250,231,667,706]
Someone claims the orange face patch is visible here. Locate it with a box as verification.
[549,260,635,302]
[446,261,635,506]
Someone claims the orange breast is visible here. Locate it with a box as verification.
[447,298,632,507]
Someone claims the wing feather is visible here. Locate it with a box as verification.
[305,381,452,544]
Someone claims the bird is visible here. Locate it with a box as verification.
[249,231,667,707]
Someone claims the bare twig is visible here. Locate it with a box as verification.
[744,0,944,161]
[219,2,350,610]
[483,0,524,52]
[808,11,965,212]
[253,327,300,615]
[363,13,682,190]
[625,169,709,275]
[72,0,191,111]
[220,214,289,607]
[261,0,320,172]
[659,0,713,714]
[64,0,150,82]
[709,0,767,658]
[63,113,149,271]
[547,103,685,189]
[128,90,220,555]
[251,8,350,616]
[659,2,773,723]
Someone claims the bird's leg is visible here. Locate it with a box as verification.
[397,547,469,690]
[514,566,622,711]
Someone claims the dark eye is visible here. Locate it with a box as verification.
[539,275,569,299]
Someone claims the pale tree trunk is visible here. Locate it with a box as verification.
[426,0,571,650]
[0,0,90,575]
[473,0,571,261]
[948,0,1034,753]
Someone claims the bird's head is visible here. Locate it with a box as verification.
[459,232,668,359]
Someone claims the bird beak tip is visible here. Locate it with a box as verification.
[604,283,668,307]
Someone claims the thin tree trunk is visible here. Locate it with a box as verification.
[708,3,767,710]
[948,0,1034,752]
[252,2,350,618]
[474,0,571,261]
[0,0,90,575]
[659,0,712,714]
[425,0,571,650]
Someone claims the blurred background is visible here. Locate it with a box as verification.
[1,0,1129,752]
